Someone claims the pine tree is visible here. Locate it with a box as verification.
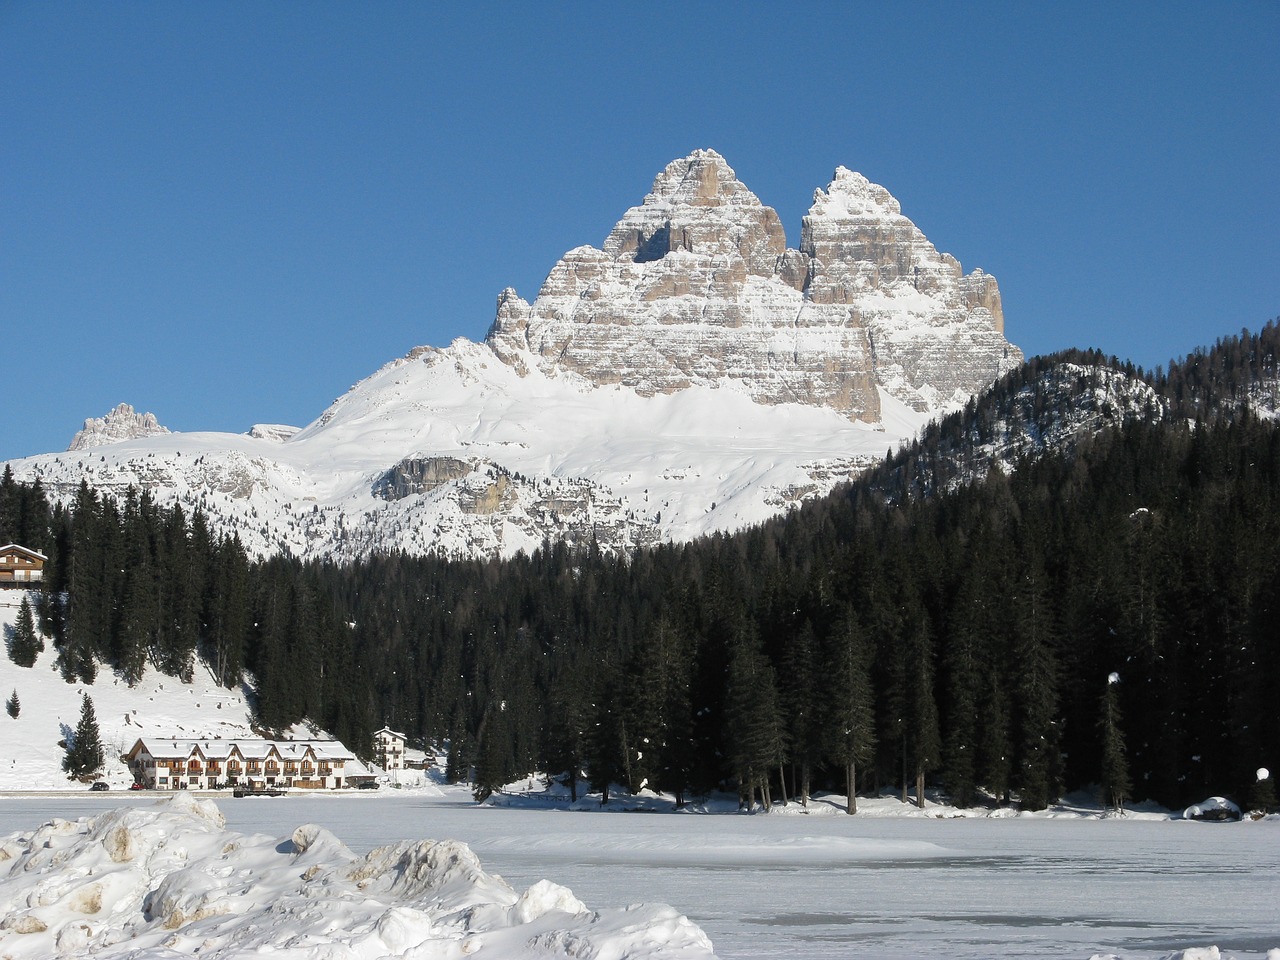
[906,617,942,808]
[652,621,696,807]
[823,612,876,814]
[7,596,43,667]
[1010,555,1062,811]
[0,464,14,541]
[61,481,104,683]
[472,698,515,802]
[778,618,820,805]
[5,689,18,718]
[942,578,985,808]
[204,535,250,688]
[977,668,1013,805]
[63,693,105,779]
[725,625,786,811]
[584,661,629,805]
[544,658,592,801]
[1099,672,1131,813]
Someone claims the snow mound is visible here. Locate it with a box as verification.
[0,797,717,958]
[1181,796,1243,822]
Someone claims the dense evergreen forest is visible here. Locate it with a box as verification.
[3,320,1278,812]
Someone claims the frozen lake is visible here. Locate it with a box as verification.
[2,794,1277,959]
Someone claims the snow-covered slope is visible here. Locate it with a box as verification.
[4,151,1021,560]
[1,592,260,791]
[9,355,923,561]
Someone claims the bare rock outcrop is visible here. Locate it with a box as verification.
[68,403,170,451]
[800,168,1017,410]
[486,150,1020,421]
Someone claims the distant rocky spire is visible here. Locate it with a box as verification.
[68,403,170,451]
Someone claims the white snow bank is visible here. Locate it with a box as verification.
[1181,796,1243,821]
[0,794,717,959]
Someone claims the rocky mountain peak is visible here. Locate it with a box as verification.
[68,403,170,451]
[487,151,1021,419]
[808,166,903,219]
[642,148,756,207]
[601,149,785,275]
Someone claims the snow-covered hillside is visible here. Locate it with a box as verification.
[0,592,261,791]
[8,355,927,561]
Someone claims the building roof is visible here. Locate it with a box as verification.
[0,544,48,561]
[373,726,406,740]
[125,737,356,763]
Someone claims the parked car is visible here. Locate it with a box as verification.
[89,781,110,792]
[356,780,380,790]
[130,782,145,790]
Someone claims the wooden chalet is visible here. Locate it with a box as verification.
[0,544,46,587]
[123,737,367,791]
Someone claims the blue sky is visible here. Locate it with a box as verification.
[2,3,1276,460]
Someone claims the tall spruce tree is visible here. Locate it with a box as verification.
[61,481,104,683]
[779,618,821,805]
[63,693,104,779]
[977,668,1013,805]
[5,689,18,718]
[585,661,629,805]
[204,535,251,687]
[725,625,786,811]
[471,699,515,802]
[1099,673,1131,813]
[7,596,43,667]
[823,612,876,814]
[1010,554,1062,810]
[941,577,985,808]
[906,618,942,808]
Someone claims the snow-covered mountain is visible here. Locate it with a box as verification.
[5,150,1021,560]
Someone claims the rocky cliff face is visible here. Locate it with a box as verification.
[68,403,170,451]
[487,150,1020,420]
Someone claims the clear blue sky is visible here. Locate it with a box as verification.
[2,3,1276,460]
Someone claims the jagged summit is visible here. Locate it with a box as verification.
[11,151,1023,561]
[487,150,1019,421]
[809,166,904,218]
[68,403,170,451]
[600,150,786,272]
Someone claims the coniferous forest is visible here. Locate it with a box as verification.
[3,321,1279,812]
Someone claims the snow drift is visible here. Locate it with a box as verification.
[0,794,717,959]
